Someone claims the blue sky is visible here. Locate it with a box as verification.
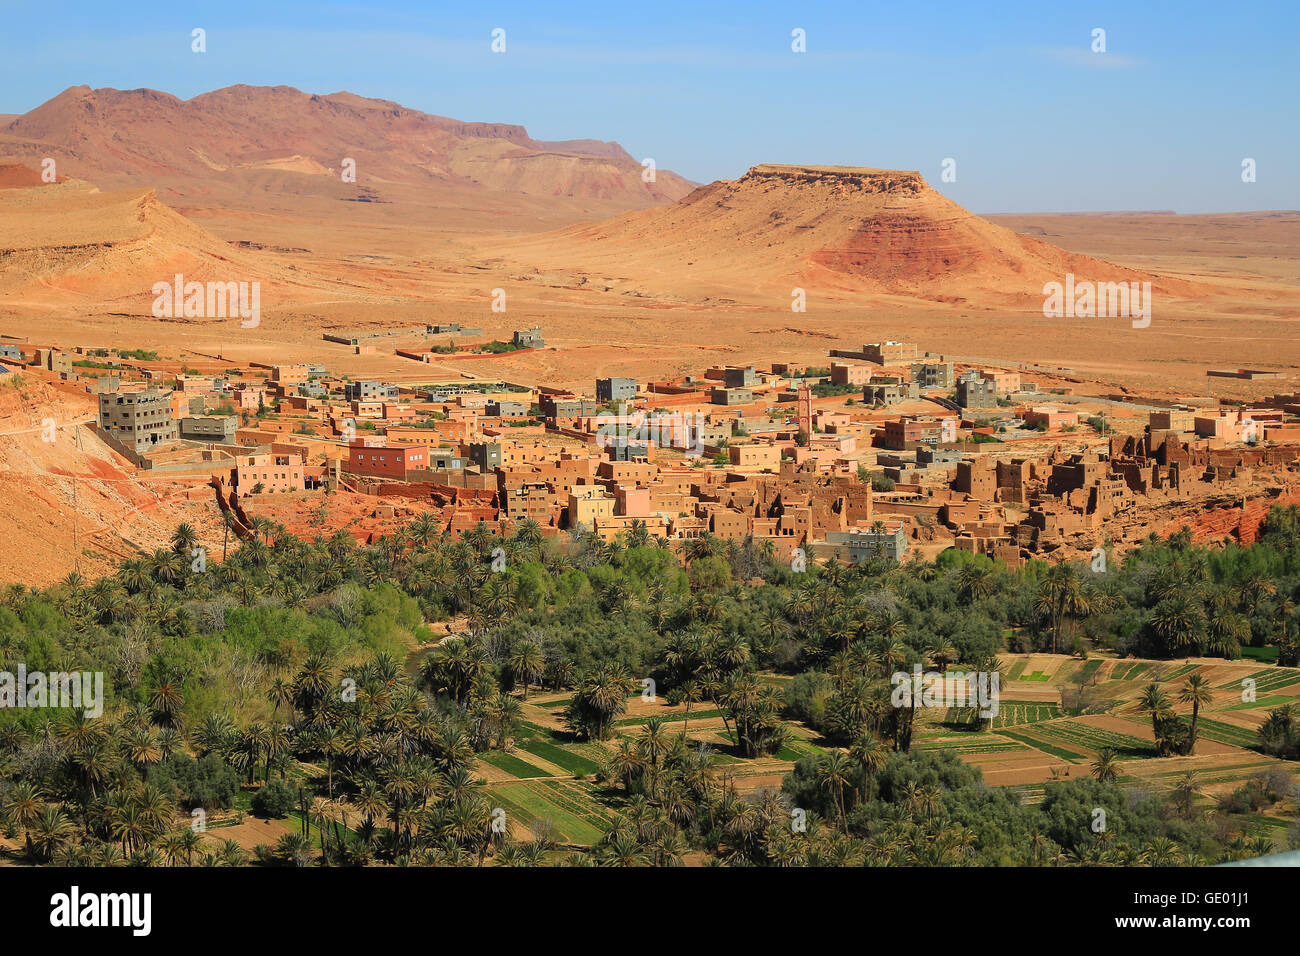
[1,0,1295,212]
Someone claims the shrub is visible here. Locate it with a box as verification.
[148,754,240,811]
[252,778,298,818]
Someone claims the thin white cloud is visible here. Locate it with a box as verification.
[1035,46,1145,69]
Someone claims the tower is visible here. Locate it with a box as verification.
[797,381,813,438]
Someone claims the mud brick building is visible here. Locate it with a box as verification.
[830,362,873,386]
[862,341,917,365]
[882,417,944,450]
[830,522,908,563]
[978,369,1021,394]
[501,481,562,526]
[711,387,752,405]
[1024,407,1079,430]
[864,381,920,406]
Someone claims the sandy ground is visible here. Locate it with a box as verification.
[204,816,296,853]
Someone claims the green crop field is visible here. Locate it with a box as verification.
[998,728,1088,763]
[1029,719,1157,759]
[1108,662,1149,681]
[615,708,724,727]
[1222,694,1294,712]
[1074,659,1103,682]
[1192,718,1261,750]
[915,737,1028,756]
[487,781,610,845]
[1216,668,1300,693]
[1158,663,1202,682]
[518,739,602,776]
[479,751,553,778]
[943,700,1061,729]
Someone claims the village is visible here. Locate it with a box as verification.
[3,325,1299,570]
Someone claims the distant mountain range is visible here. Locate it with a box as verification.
[0,84,696,218]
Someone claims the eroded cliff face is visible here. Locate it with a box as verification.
[740,164,928,195]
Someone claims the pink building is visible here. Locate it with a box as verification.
[1024,407,1079,430]
[236,453,305,494]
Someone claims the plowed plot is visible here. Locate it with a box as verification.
[201,816,295,852]
[1122,756,1282,789]
[971,754,1085,787]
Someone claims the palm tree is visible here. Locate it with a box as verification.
[956,563,996,604]
[1036,563,1091,654]
[1257,704,1297,757]
[637,718,672,798]
[148,681,184,726]
[1139,837,1182,866]
[848,733,887,802]
[124,726,162,772]
[1137,683,1173,750]
[678,680,701,737]
[407,512,439,549]
[1171,770,1200,817]
[2,780,44,857]
[316,725,343,798]
[508,640,544,699]
[171,522,200,555]
[1090,749,1120,782]
[815,751,853,828]
[607,739,646,794]
[1151,594,1205,657]
[1177,674,1214,753]
[28,806,75,862]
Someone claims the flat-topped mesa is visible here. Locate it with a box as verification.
[741,163,928,195]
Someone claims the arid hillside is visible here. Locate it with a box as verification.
[0,160,64,189]
[0,84,696,238]
[987,209,1300,296]
[0,179,377,312]
[484,164,1219,307]
[0,372,220,586]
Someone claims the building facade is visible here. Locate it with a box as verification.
[236,454,305,494]
[98,389,179,452]
[596,377,637,403]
